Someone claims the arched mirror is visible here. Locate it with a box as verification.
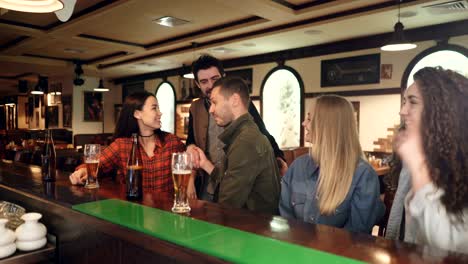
[155,81,176,133]
[261,66,304,148]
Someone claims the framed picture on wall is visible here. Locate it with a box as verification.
[47,106,59,128]
[83,92,103,122]
[321,54,380,87]
[25,103,29,125]
[62,95,72,128]
[226,68,253,94]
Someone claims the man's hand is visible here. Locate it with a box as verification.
[69,168,87,185]
[186,144,200,168]
[194,147,215,174]
[277,158,288,176]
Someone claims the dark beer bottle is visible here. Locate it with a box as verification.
[41,129,56,182]
[126,133,143,200]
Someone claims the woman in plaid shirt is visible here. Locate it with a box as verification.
[70,91,185,194]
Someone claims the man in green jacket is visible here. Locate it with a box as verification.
[193,77,281,214]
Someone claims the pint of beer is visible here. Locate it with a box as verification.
[84,144,101,189]
[171,152,192,213]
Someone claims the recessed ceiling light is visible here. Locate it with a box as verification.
[304,29,323,35]
[64,48,85,54]
[242,43,256,47]
[153,16,190,27]
[136,62,157,67]
[400,11,417,18]
[210,47,237,53]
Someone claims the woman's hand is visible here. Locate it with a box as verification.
[187,174,197,200]
[69,168,87,185]
[394,127,431,192]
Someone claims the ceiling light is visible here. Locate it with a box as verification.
[94,79,109,92]
[184,43,198,79]
[55,0,76,22]
[49,83,62,95]
[381,1,417,51]
[399,11,417,18]
[210,47,236,53]
[242,43,256,47]
[304,29,323,35]
[183,73,194,79]
[153,16,190,27]
[64,48,85,54]
[0,0,63,13]
[31,75,46,95]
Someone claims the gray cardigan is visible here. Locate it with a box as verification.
[385,166,411,240]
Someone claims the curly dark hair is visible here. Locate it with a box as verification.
[191,55,225,82]
[413,67,468,218]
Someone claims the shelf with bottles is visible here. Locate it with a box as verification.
[175,103,191,141]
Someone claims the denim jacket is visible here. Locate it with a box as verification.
[279,154,384,234]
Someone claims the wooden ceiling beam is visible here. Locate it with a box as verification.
[47,0,132,36]
[0,55,70,67]
[0,22,45,37]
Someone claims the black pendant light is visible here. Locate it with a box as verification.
[381,0,417,51]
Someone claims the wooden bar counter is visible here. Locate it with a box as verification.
[0,160,467,263]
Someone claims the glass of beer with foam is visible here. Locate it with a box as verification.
[84,144,101,189]
[171,152,192,213]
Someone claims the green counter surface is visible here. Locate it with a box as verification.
[73,199,364,264]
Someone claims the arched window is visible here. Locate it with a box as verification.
[155,81,176,133]
[261,66,304,148]
[402,44,467,88]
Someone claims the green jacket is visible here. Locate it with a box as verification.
[209,113,281,214]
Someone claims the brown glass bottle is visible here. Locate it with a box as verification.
[126,133,143,200]
[41,129,56,182]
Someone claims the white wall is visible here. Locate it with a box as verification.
[72,76,122,136]
[345,94,401,151]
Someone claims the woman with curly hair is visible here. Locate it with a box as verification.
[396,67,468,253]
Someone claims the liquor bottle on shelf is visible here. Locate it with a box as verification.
[41,129,56,182]
[126,133,143,200]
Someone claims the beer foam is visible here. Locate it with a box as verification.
[172,169,191,174]
[85,159,99,163]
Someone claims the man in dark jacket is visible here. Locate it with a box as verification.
[192,77,281,214]
[186,55,286,201]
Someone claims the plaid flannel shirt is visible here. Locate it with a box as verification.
[78,133,185,193]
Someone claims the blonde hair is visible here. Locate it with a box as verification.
[309,95,364,215]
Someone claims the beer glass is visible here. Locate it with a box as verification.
[171,152,192,213]
[84,144,100,189]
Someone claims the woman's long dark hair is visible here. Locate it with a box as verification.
[114,91,166,143]
[414,67,468,219]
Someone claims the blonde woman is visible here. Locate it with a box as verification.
[279,95,384,233]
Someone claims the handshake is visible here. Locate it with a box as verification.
[186,145,215,174]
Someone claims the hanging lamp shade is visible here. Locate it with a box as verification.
[94,79,109,92]
[31,76,47,95]
[30,83,44,95]
[183,73,194,79]
[0,0,63,13]
[381,21,417,51]
[381,0,417,52]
